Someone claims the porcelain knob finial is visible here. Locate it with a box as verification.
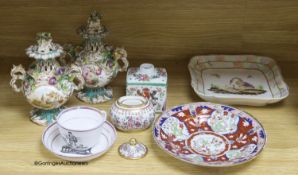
[129,138,137,146]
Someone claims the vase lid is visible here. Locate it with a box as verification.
[26,32,64,60]
[118,138,148,159]
[77,11,107,40]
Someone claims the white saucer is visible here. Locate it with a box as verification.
[42,121,117,162]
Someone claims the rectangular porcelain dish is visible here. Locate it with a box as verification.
[188,55,289,106]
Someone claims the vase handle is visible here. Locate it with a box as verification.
[113,47,129,72]
[69,64,85,91]
[10,65,26,93]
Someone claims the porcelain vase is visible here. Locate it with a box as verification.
[66,11,129,103]
[10,32,84,126]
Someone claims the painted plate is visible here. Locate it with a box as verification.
[153,102,266,167]
[188,55,289,106]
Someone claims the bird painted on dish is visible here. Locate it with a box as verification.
[229,77,255,90]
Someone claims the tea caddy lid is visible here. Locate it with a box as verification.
[26,32,64,60]
[127,63,167,85]
[118,138,148,159]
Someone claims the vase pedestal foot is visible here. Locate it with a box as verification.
[76,87,113,104]
[30,107,65,126]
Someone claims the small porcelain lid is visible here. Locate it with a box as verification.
[118,138,148,159]
[127,63,167,85]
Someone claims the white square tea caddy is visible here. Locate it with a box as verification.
[126,63,167,113]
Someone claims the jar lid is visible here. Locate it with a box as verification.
[118,138,148,159]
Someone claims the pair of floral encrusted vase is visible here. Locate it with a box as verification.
[10,11,129,126]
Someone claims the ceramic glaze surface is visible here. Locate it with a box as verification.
[153,102,266,167]
[42,121,117,162]
[188,55,289,106]
[57,106,106,151]
[110,96,155,131]
[67,11,129,103]
[126,63,167,112]
[10,32,84,126]
[118,138,148,159]
[58,107,105,130]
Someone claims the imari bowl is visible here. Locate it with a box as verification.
[153,102,266,167]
